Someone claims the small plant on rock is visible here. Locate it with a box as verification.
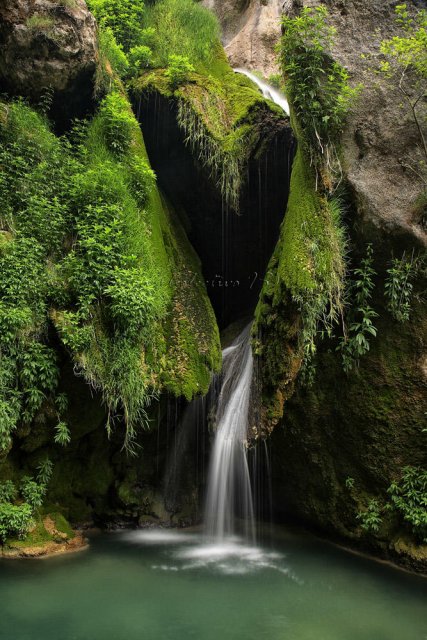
[26,15,55,33]
[357,498,383,533]
[384,252,419,322]
[165,55,195,89]
[54,420,71,446]
[388,466,427,543]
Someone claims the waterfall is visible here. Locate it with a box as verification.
[234,68,290,116]
[204,324,255,542]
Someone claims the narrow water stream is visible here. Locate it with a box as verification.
[205,325,255,542]
[234,68,290,115]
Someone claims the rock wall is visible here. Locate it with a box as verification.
[0,0,97,125]
[311,0,426,244]
[202,0,284,76]
[261,0,427,570]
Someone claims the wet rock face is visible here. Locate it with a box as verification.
[0,0,97,126]
[203,0,283,76]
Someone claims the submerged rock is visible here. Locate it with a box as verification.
[0,0,97,125]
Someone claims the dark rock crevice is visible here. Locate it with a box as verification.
[134,90,295,328]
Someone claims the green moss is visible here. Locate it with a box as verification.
[133,48,286,210]
[7,517,51,549]
[48,512,75,538]
[157,196,221,399]
[254,144,346,429]
[273,148,345,298]
[0,94,220,453]
[276,149,321,294]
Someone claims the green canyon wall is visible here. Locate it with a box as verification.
[0,0,425,571]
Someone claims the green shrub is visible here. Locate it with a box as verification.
[105,267,162,336]
[384,253,418,322]
[37,458,53,485]
[20,476,46,509]
[138,27,156,49]
[357,498,383,533]
[98,92,138,155]
[126,156,156,205]
[280,7,357,167]
[0,397,21,452]
[0,462,52,543]
[165,54,195,89]
[0,481,17,503]
[338,244,378,372]
[52,310,93,353]
[19,343,58,421]
[87,0,145,52]
[98,26,129,80]
[388,466,427,543]
[0,503,33,543]
[128,45,153,77]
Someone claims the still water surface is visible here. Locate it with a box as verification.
[0,528,426,640]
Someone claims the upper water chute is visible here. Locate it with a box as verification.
[234,68,290,116]
[204,324,255,542]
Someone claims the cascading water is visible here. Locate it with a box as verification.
[202,74,289,542]
[234,68,290,116]
[204,325,255,542]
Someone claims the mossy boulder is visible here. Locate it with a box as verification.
[0,0,98,126]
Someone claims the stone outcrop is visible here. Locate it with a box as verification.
[0,0,98,125]
[203,0,284,76]
[313,0,427,245]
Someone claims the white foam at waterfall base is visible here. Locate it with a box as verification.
[234,68,290,116]
[122,529,298,578]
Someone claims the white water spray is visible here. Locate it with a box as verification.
[234,68,290,116]
[204,325,255,542]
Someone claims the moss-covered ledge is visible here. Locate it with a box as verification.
[1,513,87,559]
[131,50,288,211]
